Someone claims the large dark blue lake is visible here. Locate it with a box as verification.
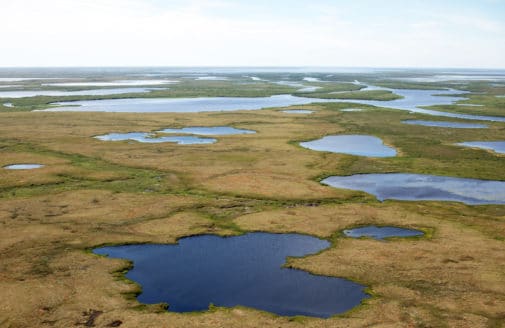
[93,233,369,318]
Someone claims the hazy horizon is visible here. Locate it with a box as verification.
[1,0,504,68]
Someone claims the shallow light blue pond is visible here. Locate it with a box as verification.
[0,88,165,98]
[402,120,487,129]
[95,132,216,144]
[158,126,255,135]
[3,164,44,170]
[300,135,396,157]
[93,233,369,318]
[343,226,424,240]
[457,141,505,154]
[322,173,505,205]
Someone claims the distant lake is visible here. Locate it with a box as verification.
[402,120,487,129]
[457,141,505,154]
[39,85,505,122]
[195,76,229,81]
[3,164,44,170]
[343,226,424,240]
[95,132,216,144]
[0,88,166,98]
[158,126,255,135]
[93,233,369,318]
[341,108,366,112]
[322,173,505,205]
[300,135,396,157]
[282,109,314,114]
[42,80,177,87]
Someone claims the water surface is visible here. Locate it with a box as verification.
[43,80,177,87]
[0,78,63,82]
[46,95,316,113]
[457,141,505,154]
[41,86,505,122]
[3,164,44,170]
[301,135,396,157]
[195,76,228,81]
[343,226,424,240]
[297,86,322,92]
[0,88,165,98]
[95,132,216,144]
[158,126,255,135]
[303,77,322,82]
[93,233,369,318]
[322,173,505,205]
[403,120,487,129]
[341,108,365,112]
[282,109,313,114]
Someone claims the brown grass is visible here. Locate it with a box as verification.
[0,101,504,327]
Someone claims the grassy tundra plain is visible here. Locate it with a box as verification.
[0,69,504,327]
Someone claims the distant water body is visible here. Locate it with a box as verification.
[40,85,505,122]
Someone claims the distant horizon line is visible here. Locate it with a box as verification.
[0,66,504,71]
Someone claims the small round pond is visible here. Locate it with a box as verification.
[3,164,44,170]
[300,135,397,157]
[321,173,505,205]
[93,233,369,318]
[343,226,424,240]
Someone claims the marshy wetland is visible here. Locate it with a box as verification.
[1,68,505,327]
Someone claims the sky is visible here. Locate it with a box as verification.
[1,0,504,68]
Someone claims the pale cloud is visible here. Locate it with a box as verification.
[0,0,503,68]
